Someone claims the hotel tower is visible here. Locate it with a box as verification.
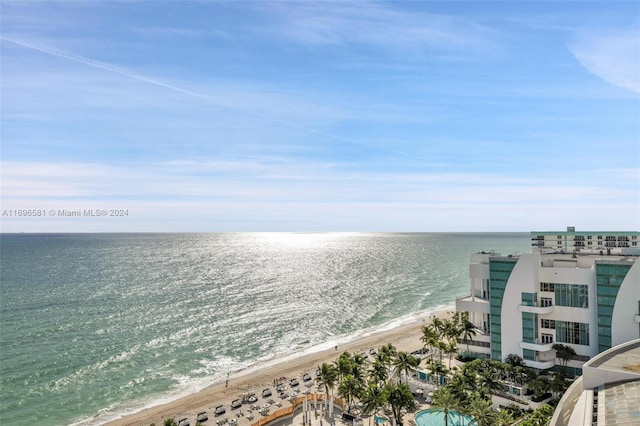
[455,227,640,376]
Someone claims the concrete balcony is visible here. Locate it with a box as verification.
[520,341,555,352]
[518,303,554,314]
[456,295,490,314]
[635,315,640,323]
[523,358,556,370]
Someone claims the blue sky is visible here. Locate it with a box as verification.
[1,1,638,232]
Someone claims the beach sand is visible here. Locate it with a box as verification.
[106,308,453,426]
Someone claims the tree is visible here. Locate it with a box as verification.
[392,351,420,383]
[443,341,457,369]
[442,318,461,344]
[361,384,385,426]
[318,362,338,413]
[336,351,355,380]
[468,397,494,426]
[421,324,439,359]
[338,374,363,412]
[429,387,459,426]
[444,374,470,407]
[552,344,576,374]
[528,377,551,400]
[370,360,389,386]
[425,358,447,387]
[164,420,177,426]
[382,382,417,426]
[504,353,524,368]
[521,403,553,426]
[459,319,477,356]
[550,374,568,399]
[494,409,514,426]
[378,343,397,377]
[477,368,502,399]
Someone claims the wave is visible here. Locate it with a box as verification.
[74,304,453,425]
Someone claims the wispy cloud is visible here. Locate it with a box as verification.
[569,27,640,93]
[258,1,496,54]
[2,160,638,232]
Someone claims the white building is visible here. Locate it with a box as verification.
[456,228,640,375]
[550,339,640,426]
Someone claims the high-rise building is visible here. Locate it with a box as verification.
[455,228,640,375]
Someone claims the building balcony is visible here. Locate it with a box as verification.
[520,340,555,352]
[635,315,640,323]
[518,303,554,314]
[456,295,490,314]
[523,359,556,370]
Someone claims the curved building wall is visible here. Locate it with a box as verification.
[611,260,640,346]
[501,253,540,361]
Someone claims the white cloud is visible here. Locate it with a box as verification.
[2,160,638,232]
[260,1,496,53]
[570,27,640,94]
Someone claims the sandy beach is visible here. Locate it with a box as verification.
[106,307,453,426]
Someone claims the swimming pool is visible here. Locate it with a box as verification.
[414,409,476,426]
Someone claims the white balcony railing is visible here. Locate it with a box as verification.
[523,358,556,370]
[518,303,554,314]
[520,340,555,352]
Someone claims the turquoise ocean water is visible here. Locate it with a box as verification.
[0,233,530,425]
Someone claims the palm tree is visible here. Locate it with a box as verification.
[336,351,355,380]
[429,387,459,426]
[432,317,446,338]
[494,409,514,426]
[338,374,362,413]
[370,360,388,386]
[421,324,439,359]
[382,382,416,426]
[318,362,338,413]
[528,377,551,400]
[444,375,470,408]
[477,368,501,399]
[361,384,385,426]
[550,374,568,398]
[443,341,457,369]
[425,358,447,387]
[378,343,397,377]
[392,351,420,383]
[459,319,477,357]
[522,403,553,426]
[504,353,524,368]
[468,397,494,426]
[442,318,460,344]
[552,344,576,374]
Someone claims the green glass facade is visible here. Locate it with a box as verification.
[596,262,632,352]
[555,284,589,308]
[489,258,517,361]
[556,321,589,346]
[522,312,537,344]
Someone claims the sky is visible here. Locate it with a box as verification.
[1,0,639,232]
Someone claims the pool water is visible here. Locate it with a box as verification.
[414,409,476,426]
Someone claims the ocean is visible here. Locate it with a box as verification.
[0,232,530,425]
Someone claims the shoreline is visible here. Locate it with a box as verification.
[103,306,454,426]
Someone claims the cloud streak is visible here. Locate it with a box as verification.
[0,35,420,159]
[569,27,640,93]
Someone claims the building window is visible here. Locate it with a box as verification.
[541,297,553,307]
[555,284,588,308]
[540,282,555,292]
[541,333,553,344]
[556,321,589,345]
[541,319,556,329]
